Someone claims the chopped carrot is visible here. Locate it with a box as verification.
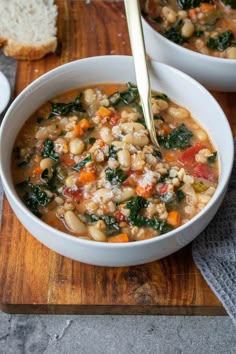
[61,154,75,167]
[188,8,198,17]
[167,211,180,228]
[136,184,153,198]
[32,167,43,175]
[74,124,83,137]
[98,140,105,147]
[97,106,113,118]
[200,3,215,12]
[164,151,176,162]
[79,118,90,131]
[161,123,171,136]
[108,233,129,243]
[78,170,96,184]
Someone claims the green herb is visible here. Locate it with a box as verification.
[207,30,236,51]
[152,149,163,159]
[195,30,204,37]
[176,189,185,202]
[162,20,187,44]
[37,117,44,124]
[105,167,128,185]
[158,124,193,149]
[192,182,209,193]
[87,127,95,132]
[85,214,121,236]
[41,139,59,162]
[158,173,170,182]
[109,82,139,108]
[108,144,120,159]
[221,0,236,8]
[177,0,212,10]
[48,93,86,118]
[125,196,173,234]
[159,192,176,204]
[136,118,147,127]
[152,93,169,101]
[72,155,92,171]
[208,151,217,163]
[19,182,52,217]
[84,137,96,145]
[41,167,58,192]
[59,130,66,136]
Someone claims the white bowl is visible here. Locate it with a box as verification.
[0,71,11,114]
[0,56,234,266]
[142,18,236,92]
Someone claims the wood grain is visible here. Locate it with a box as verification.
[0,0,234,314]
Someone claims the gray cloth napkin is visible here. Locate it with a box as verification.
[192,139,236,324]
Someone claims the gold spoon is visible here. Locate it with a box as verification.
[124,0,160,148]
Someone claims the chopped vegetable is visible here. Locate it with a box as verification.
[178,141,206,167]
[207,30,236,51]
[33,167,43,175]
[167,211,180,227]
[159,124,193,149]
[84,137,96,145]
[108,233,129,243]
[207,151,217,163]
[162,20,187,44]
[48,93,85,118]
[192,162,215,182]
[152,93,169,101]
[78,170,96,183]
[41,139,59,162]
[176,189,186,202]
[192,181,209,193]
[72,155,92,171]
[85,214,121,236]
[159,191,176,204]
[136,184,153,198]
[109,82,139,108]
[97,106,113,118]
[177,0,212,10]
[108,144,120,159]
[105,167,128,185]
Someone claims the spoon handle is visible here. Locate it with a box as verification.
[124,0,160,147]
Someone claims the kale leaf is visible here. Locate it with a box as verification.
[109,82,139,108]
[221,0,236,8]
[41,139,59,162]
[105,168,128,185]
[72,155,92,171]
[158,124,193,149]
[207,30,236,51]
[48,93,86,118]
[176,189,186,202]
[152,93,169,101]
[85,214,121,236]
[162,20,187,44]
[108,144,120,159]
[207,151,217,163]
[22,183,52,217]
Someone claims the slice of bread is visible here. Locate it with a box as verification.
[0,0,58,60]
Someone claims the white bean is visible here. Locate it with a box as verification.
[93,188,113,203]
[227,47,236,59]
[120,122,145,133]
[40,158,54,170]
[156,99,169,111]
[114,187,135,202]
[168,107,189,119]
[84,88,96,105]
[162,6,177,23]
[64,211,87,234]
[89,226,107,242]
[69,138,85,155]
[181,21,195,38]
[195,129,207,142]
[123,133,149,146]
[100,127,113,144]
[197,194,211,204]
[65,174,77,187]
[117,149,131,169]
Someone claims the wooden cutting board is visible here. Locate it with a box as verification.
[0,0,235,315]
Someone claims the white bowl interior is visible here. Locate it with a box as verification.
[0,56,234,266]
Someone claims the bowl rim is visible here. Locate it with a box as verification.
[142,16,236,64]
[0,55,234,249]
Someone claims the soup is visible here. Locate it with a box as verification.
[12,83,218,242]
[141,0,236,58]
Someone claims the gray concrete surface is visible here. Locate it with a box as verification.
[1,51,236,354]
[0,313,236,354]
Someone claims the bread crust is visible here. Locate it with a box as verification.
[1,38,57,60]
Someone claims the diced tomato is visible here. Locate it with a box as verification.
[192,163,216,182]
[159,184,168,195]
[178,142,206,168]
[110,113,121,126]
[61,154,75,167]
[63,187,83,200]
[114,211,127,223]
